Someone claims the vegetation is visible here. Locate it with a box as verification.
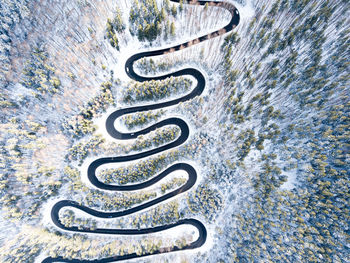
[21,46,61,96]
[130,201,180,228]
[160,177,187,193]
[106,6,125,50]
[60,209,97,230]
[212,0,350,262]
[129,0,181,42]
[67,134,105,164]
[121,109,164,129]
[128,126,180,151]
[123,76,192,103]
[0,225,166,262]
[135,57,173,75]
[1,0,349,262]
[62,82,115,139]
[0,118,61,220]
[63,166,158,212]
[187,184,223,222]
[98,154,169,185]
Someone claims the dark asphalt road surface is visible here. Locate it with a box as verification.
[43,1,239,262]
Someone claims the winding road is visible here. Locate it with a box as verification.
[43,1,239,262]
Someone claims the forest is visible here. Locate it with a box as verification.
[0,0,349,262]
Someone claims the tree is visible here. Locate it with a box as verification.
[170,21,175,36]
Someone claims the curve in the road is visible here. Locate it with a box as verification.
[43,1,239,262]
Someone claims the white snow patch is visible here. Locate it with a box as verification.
[9,83,34,101]
[93,106,120,141]
[231,0,255,20]
[195,223,215,254]
[41,196,64,228]
[34,253,48,263]
[113,38,144,83]
[281,170,298,190]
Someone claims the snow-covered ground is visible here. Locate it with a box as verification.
[231,0,255,20]
[5,0,261,262]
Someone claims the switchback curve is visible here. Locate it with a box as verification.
[43,1,239,262]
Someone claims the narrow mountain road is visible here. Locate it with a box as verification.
[43,1,239,262]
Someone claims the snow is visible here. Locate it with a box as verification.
[113,0,233,84]
[93,106,121,141]
[230,0,255,20]
[93,73,200,138]
[281,170,298,190]
[93,105,202,149]
[34,253,47,263]
[38,0,256,262]
[41,195,200,243]
[41,196,65,228]
[79,153,203,196]
[111,38,144,83]
[95,166,188,195]
[9,83,34,102]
